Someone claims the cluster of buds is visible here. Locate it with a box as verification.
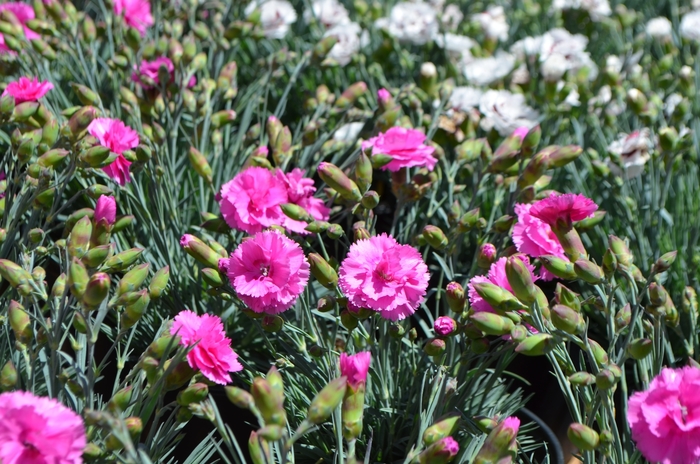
[473,416,520,463]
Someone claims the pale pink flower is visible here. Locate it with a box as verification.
[0,3,39,55]
[434,436,460,459]
[132,57,196,89]
[468,255,537,313]
[529,193,598,227]
[434,316,457,337]
[362,127,437,172]
[628,366,700,464]
[113,0,154,35]
[0,390,86,464]
[94,195,117,225]
[170,310,243,385]
[513,126,530,141]
[218,167,288,234]
[2,77,53,104]
[87,118,139,186]
[339,352,371,388]
[338,234,430,321]
[513,203,567,280]
[227,230,310,314]
[275,168,330,234]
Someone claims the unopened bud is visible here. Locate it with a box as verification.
[568,423,600,451]
[574,259,604,284]
[627,338,653,360]
[472,282,528,313]
[470,312,514,336]
[354,151,373,193]
[188,147,213,183]
[177,383,209,406]
[9,301,32,343]
[68,215,92,259]
[0,361,17,391]
[568,372,595,386]
[82,272,111,309]
[308,253,338,289]
[446,282,466,313]
[149,266,170,299]
[505,256,537,304]
[225,386,254,410]
[540,255,577,280]
[424,338,446,357]
[118,263,150,295]
[423,412,460,446]
[608,235,633,267]
[108,386,133,413]
[335,81,367,109]
[515,334,554,356]
[68,258,89,299]
[588,338,609,366]
[416,436,459,464]
[102,248,144,272]
[548,145,583,168]
[180,235,220,269]
[308,376,347,424]
[551,304,583,334]
[423,225,448,250]
[318,162,362,202]
[653,250,677,273]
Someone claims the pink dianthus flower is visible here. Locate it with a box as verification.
[132,57,196,89]
[218,167,288,234]
[87,118,139,186]
[94,195,117,226]
[362,127,437,172]
[468,255,537,313]
[339,352,371,389]
[0,390,86,464]
[434,316,457,337]
[276,168,330,234]
[338,234,430,321]
[113,0,154,35]
[529,193,598,227]
[170,310,243,385]
[227,230,310,314]
[513,203,567,280]
[2,77,53,104]
[628,366,700,464]
[0,3,39,54]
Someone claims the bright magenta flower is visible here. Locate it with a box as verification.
[1,77,53,104]
[339,352,371,388]
[338,234,429,321]
[512,203,566,280]
[468,255,537,313]
[94,195,117,226]
[512,126,530,141]
[0,390,86,464]
[87,118,139,186]
[170,310,243,385]
[377,88,391,104]
[434,316,457,337]
[113,0,154,35]
[132,57,196,89]
[362,127,437,172]
[218,167,288,234]
[529,193,598,227]
[628,366,700,464]
[276,168,330,234]
[0,3,39,54]
[227,230,310,314]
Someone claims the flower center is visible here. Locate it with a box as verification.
[260,265,270,277]
[375,260,394,282]
[681,402,688,424]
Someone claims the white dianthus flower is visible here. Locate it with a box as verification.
[303,0,349,29]
[463,52,515,86]
[607,129,653,179]
[375,2,439,45]
[324,22,368,66]
[680,10,700,41]
[472,6,509,41]
[245,0,298,39]
[479,90,540,136]
[646,17,672,41]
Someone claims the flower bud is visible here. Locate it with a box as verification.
[180,234,220,269]
[71,83,101,106]
[122,290,150,328]
[653,250,677,273]
[627,338,653,360]
[608,235,633,267]
[474,417,519,463]
[0,361,17,391]
[568,423,600,451]
[539,255,577,280]
[614,303,631,331]
[457,208,480,232]
[249,431,271,464]
[574,259,604,284]
[568,372,595,386]
[551,304,583,334]
[602,248,617,276]
[307,376,347,424]
[9,301,32,344]
[37,148,68,168]
[472,282,528,313]
[515,334,555,356]
[107,386,133,413]
[424,338,446,357]
[588,338,609,366]
[118,263,150,295]
[518,151,549,188]
[82,272,111,309]
[308,253,338,289]
[177,383,209,406]
[68,258,89,299]
[423,412,460,446]
[492,215,514,234]
[354,151,373,193]
[163,360,196,391]
[423,225,448,250]
[211,110,237,129]
[188,147,213,184]
[0,259,32,289]
[361,190,380,209]
[505,256,537,304]
[318,162,362,202]
[649,282,669,306]
[252,376,286,427]
[335,81,367,109]
[470,312,514,336]
[79,145,113,167]
[68,106,99,139]
[102,248,144,272]
[445,282,466,313]
[201,267,224,288]
[547,145,583,168]
[67,215,92,259]
[225,386,254,410]
[434,316,457,337]
[626,88,647,114]
[149,266,170,299]
[416,436,459,464]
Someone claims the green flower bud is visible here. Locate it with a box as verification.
[177,383,209,406]
[68,258,89,299]
[551,304,583,334]
[424,338,446,356]
[164,360,196,391]
[649,282,669,306]
[144,266,169,300]
[82,272,111,309]
[280,203,311,222]
[423,225,448,250]
[474,417,520,463]
[308,376,347,424]
[318,162,362,202]
[457,207,480,232]
[11,101,39,122]
[327,224,344,239]
[567,423,599,451]
[9,301,32,343]
[547,145,583,168]
[257,425,283,441]
[568,371,595,386]
[118,263,150,295]
[489,134,523,172]
[248,431,271,464]
[602,248,617,276]
[472,282,528,313]
[37,148,68,168]
[505,256,537,304]
[201,267,224,288]
[354,151,373,193]
[659,127,679,152]
[446,282,466,313]
[423,413,461,446]
[614,303,631,331]
[574,259,604,284]
[79,145,113,167]
[67,215,92,259]
[187,147,213,184]
[225,386,254,410]
[654,251,677,273]
[107,385,133,413]
[340,310,358,331]
[71,83,101,106]
[335,81,367,109]
[262,315,284,332]
[211,110,237,129]
[122,290,150,328]
[308,253,338,289]
[0,360,17,391]
[252,376,286,427]
[608,235,633,267]
[0,259,32,289]
[518,151,549,188]
[492,215,514,233]
[554,283,580,312]
[33,187,55,210]
[470,312,515,336]
[588,338,609,366]
[68,106,99,139]
[515,334,555,356]
[596,368,617,390]
[361,190,380,209]
[627,338,653,360]
[102,247,144,272]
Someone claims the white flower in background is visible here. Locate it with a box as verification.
[324,22,368,65]
[664,93,683,117]
[472,6,509,41]
[680,10,700,41]
[539,28,598,80]
[441,4,464,31]
[563,88,581,107]
[435,33,474,62]
[245,0,298,39]
[541,53,569,82]
[448,86,483,112]
[479,89,540,136]
[646,16,672,41]
[463,51,515,86]
[588,85,625,116]
[511,35,544,60]
[375,2,439,45]
[551,0,611,22]
[334,122,365,142]
[303,0,349,29]
[607,129,653,179]
[511,64,531,85]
